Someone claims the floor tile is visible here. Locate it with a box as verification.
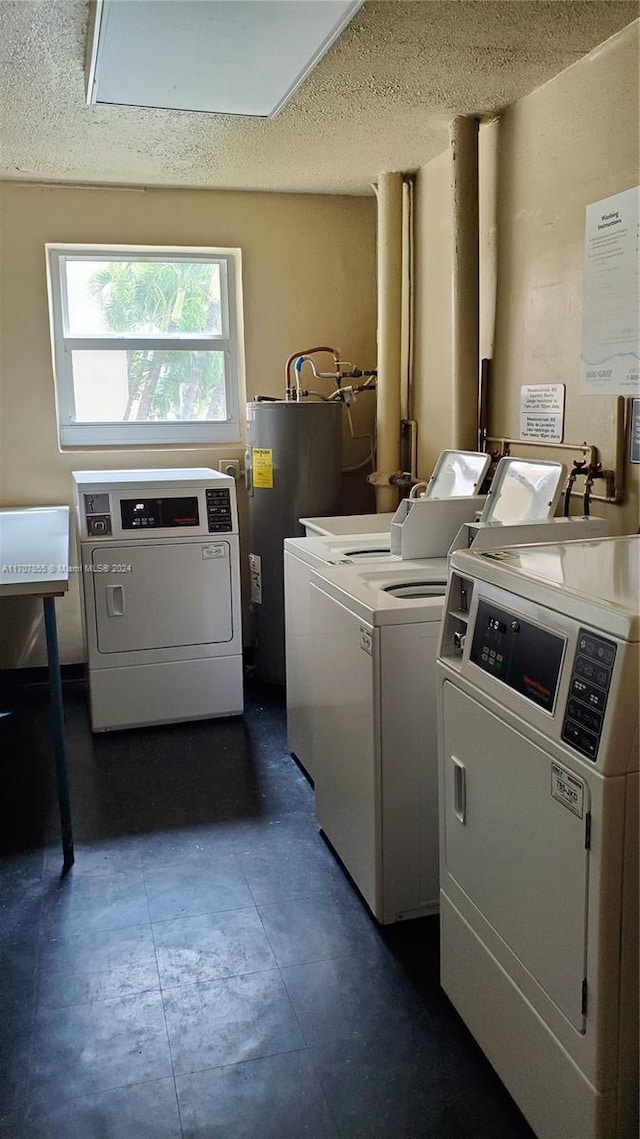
[0,850,44,887]
[30,989,172,1104]
[0,881,44,945]
[43,837,143,879]
[176,1051,338,1139]
[281,952,430,1049]
[0,1011,32,1122]
[40,870,150,936]
[138,825,235,870]
[36,924,160,1010]
[258,887,379,968]
[311,1031,454,1139]
[0,935,38,1012]
[162,969,305,1075]
[144,857,253,922]
[236,822,347,904]
[17,1077,182,1139]
[153,906,275,989]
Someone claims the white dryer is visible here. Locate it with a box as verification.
[437,536,638,1139]
[73,468,243,731]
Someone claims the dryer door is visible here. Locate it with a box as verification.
[92,540,233,654]
[442,681,590,1031]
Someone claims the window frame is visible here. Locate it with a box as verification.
[46,244,244,447]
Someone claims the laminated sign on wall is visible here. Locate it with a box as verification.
[581,185,640,396]
[520,384,565,442]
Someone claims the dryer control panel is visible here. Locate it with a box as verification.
[74,471,238,541]
[205,487,233,532]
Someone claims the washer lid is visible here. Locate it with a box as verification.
[481,457,565,524]
[425,450,491,499]
[284,533,391,569]
[310,558,449,625]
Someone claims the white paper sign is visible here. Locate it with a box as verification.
[581,186,640,396]
[520,384,565,441]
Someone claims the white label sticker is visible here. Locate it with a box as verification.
[551,763,585,818]
[249,553,262,604]
[359,627,372,655]
[202,544,226,559]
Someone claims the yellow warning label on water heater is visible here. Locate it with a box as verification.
[252,448,274,489]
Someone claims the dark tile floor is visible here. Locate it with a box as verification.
[0,678,536,1139]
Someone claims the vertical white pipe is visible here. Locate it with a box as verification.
[450,117,480,451]
[375,172,403,512]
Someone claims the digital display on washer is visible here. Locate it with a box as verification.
[470,600,565,712]
[120,496,199,530]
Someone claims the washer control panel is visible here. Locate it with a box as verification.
[469,600,565,713]
[561,628,616,761]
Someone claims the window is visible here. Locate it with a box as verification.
[46,245,244,446]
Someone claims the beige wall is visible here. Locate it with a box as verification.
[0,183,377,664]
[491,22,639,535]
[413,21,639,534]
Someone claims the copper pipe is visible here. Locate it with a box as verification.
[283,346,340,400]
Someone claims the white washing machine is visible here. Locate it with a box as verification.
[284,498,485,779]
[437,536,638,1139]
[285,531,402,779]
[310,559,450,923]
[285,449,491,776]
[73,468,243,731]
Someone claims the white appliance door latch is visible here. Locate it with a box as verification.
[452,755,466,824]
[106,584,125,617]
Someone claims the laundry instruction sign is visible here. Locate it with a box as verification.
[520,384,565,442]
[581,185,640,396]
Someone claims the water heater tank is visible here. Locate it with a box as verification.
[246,400,343,684]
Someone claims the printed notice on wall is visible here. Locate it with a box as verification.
[581,186,640,396]
[630,399,640,465]
[520,384,565,441]
[252,448,273,489]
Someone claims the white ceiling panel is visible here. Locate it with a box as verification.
[89,0,363,117]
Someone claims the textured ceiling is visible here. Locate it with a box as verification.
[1,0,637,194]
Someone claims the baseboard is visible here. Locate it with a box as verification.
[0,662,86,694]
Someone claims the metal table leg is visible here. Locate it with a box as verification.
[42,595,74,871]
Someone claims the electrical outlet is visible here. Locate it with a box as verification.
[218,459,240,479]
